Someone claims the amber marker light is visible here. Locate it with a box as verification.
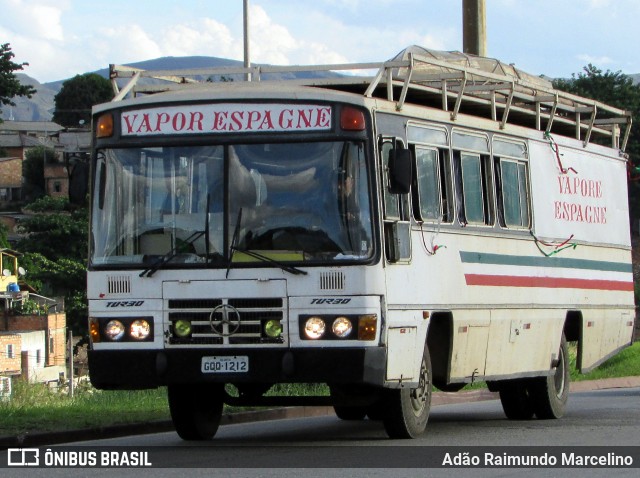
[358,314,377,341]
[89,318,101,343]
[340,106,366,131]
[96,113,114,138]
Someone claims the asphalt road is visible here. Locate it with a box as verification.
[2,384,639,478]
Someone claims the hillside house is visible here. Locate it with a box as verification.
[0,249,67,386]
[0,121,90,205]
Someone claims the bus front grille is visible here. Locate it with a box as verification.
[165,297,286,346]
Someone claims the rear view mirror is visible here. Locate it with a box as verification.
[69,161,89,205]
[388,148,413,194]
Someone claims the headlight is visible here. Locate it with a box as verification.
[130,319,151,340]
[332,317,353,338]
[304,316,326,339]
[104,320,125,341]
[174,319,192,338]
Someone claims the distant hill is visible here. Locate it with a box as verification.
[0,73,58,121]
[2,55,639,123]
[0,55,339,123]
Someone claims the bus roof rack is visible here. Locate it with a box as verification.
[109,46,632,152]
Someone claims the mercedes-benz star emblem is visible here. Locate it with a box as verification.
[209,303,241,336]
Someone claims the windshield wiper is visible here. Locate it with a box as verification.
[140,230,205,278]
[205,193,211,264]
[229,246,308,276]
[226,208,243,278]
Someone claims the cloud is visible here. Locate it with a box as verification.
[0,0,73,80]
[161,19,237,58]
[95,24,163,65]
[588,0,613,8]
[577,54,614,66]
[0,0,68,41]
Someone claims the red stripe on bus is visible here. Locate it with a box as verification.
[464,274,634,291]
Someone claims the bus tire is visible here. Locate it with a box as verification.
[333,406,367,420]
[366,400,385,421]
[168,383,224,440]
[382,345,432,439]
[498,380,534,420]
[530,334,570,419]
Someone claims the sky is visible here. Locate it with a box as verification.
[1,0,640,84]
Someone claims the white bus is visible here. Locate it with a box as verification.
[86,47,635,440]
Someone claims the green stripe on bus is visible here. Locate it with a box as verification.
[460,251,632,273]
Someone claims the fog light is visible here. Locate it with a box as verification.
[104,320,125,341]
[174,320,192,338]
[264,319,283,338]
[130,319,151,340]
[304,317,326,339]
[358,315,378,341]
[332,316,353,338]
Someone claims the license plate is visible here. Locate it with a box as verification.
[201,356,249,374]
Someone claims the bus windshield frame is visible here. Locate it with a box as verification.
[90,137,376,271]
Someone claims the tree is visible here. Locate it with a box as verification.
[553,65,640,229]
[16,196,88,334]
[17,196,88,261]
[0,222,10,249]
[52,73,113,127]
[0,43,36,119]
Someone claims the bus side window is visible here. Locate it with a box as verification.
[412,146,454,223]
[380,137,411,262]
[453,150,494,226]
[493,138,530,229]
[495,158,530,229]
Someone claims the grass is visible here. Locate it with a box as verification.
[569,340,640,381]
[0,342,638,437]
[0,382,170,437]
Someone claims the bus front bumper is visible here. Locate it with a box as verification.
[88,347,386,390]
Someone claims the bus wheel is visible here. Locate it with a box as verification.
[366,400,385,421]
[498,380,534,420]
[530,334,570,419]
[382,346,432,438]
[168,383,224,440]
[333,406,367,420]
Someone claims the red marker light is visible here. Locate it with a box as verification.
[340,106,366,131]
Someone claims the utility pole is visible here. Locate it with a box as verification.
[68,330,74,398]
[462,0,487,57]
[243,0,251,81]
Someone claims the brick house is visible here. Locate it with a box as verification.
[0,312,67,383]
[0,250,67,384]
[0,121,90,205]
[0,333,21,376]
[0,156,22,202]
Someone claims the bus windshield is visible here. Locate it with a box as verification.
[91,141,373,268]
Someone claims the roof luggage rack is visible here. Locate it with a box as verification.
[108,46,632,152]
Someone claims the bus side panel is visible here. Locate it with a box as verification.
[448,310,490,382]
[383,307,428,387]
[483,309,564,378]
[580,309,635,372]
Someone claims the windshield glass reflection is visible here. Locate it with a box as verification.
[91,141,373,268]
